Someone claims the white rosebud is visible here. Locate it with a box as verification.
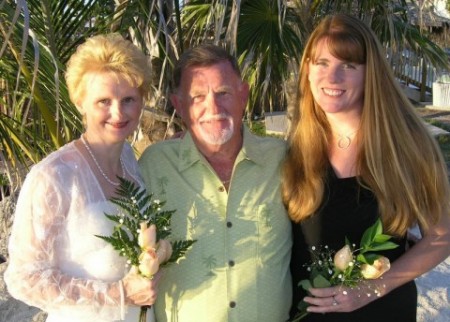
[156,239,173,264]
[361,256,391,279]
[138,249,159,278]
[334,245,353,271]
[138,223,157,250]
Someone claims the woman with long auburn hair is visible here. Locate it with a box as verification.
[283,13,450,322]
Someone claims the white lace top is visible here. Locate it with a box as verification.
[5,141,154,322]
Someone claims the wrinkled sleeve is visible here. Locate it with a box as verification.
[4,164,125,320]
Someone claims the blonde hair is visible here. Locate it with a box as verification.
[282,13,450,236]
[65,33,152,106]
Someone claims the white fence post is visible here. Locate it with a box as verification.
[433,83,450,109]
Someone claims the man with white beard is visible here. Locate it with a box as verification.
[139,44,292,322]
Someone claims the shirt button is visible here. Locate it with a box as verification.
[228,260,235,267]
[218,186,225,192]
[226,221,232,228]
[229,301,236,308]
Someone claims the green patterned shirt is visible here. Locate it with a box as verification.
[138,127,292,322]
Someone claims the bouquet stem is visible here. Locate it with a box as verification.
[290,311,310,322]
[290,300,310,321]
[139,305,150,322]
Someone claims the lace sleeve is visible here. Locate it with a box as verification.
[4,155,125,320]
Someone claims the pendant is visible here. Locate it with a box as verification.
[337,136,351,149]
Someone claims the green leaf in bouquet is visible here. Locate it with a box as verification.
[345,236,351,246]
[135,189,151,208]
[373,234,393,243]
[115,226,134,244]
[152,211,175,240]
[297,300,309,311]
[298,279,312,291]
[360,219,382,250]
[95,235,119,246]
[312,273,331,288]
[310,267,324,280]
[140,195,162,216]
[357,252,380,265]
[103,213,122,224]
[365,241,399,252]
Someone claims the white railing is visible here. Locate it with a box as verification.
[391,50,437,90]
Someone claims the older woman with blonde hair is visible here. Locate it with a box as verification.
[5,33,158,322]
[283,14,450,322]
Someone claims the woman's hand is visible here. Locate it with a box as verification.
[303,280,387,313]
[122,268,162,306]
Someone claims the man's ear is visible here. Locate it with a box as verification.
[239,82,250,110]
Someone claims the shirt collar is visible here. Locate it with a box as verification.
[177,126,265,172]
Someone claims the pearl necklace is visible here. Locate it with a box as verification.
[81,135,125,186]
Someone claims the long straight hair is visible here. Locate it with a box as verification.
[282,14,450,236]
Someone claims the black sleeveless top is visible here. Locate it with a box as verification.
[290,169,417,322]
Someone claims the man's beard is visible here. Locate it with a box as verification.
[198,113,234,145]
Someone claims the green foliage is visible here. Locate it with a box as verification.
[357,219,399,264]
[0,173,8,186]
[96,177,196,268]
[0,0,113,189]
[248,120,266,136]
